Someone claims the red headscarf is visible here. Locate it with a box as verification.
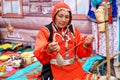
[51,3,72,25]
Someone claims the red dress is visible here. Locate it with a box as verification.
[34,24,93,80]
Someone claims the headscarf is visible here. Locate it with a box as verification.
[51,3,72,25]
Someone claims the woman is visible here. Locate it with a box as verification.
[88,0,117,77]
[34,3,97,80]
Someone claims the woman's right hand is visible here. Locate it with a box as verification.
[47,42,60,53]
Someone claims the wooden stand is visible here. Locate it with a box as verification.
[104,3,111,80]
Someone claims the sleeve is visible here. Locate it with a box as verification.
[74,27,92,59]
[34,27,55,64]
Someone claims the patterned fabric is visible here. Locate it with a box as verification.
[4,61,42,80]
[92,21,118,56]
[91,22,99,54]
[86,74,100,80]
[90,0,119,56]
[117,0,120,63]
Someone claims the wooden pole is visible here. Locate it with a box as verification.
[94,52,120,70]
[104,2,110,80]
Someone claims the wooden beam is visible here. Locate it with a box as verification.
[94,52,120,70]
[104,2,111,80]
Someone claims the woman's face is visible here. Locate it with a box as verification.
[54,10,70,28]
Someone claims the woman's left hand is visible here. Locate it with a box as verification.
[83,35,94,47]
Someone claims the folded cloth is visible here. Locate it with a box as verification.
[82,55,104,72]
[4,61,42,80]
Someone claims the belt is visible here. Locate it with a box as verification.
[50,57,76,66]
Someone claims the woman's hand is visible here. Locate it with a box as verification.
[83,35,94,48]
[47,42,60,53]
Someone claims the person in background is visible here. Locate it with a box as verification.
[88,0,117,77]
[33,2,101,80]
